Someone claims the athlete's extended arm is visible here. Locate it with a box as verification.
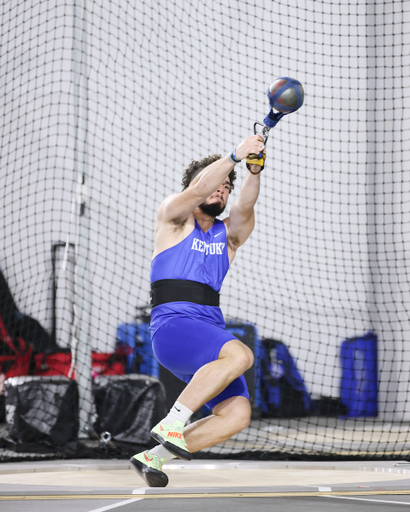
[225,162,263,249]
[159,136,264,224]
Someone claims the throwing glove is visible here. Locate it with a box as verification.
[246,152,266,173]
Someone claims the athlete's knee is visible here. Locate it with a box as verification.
[215,397,251,434]
[220,340,254,372]
[236,344,254,373]
[233,402,252,432]
[243,344,254,369]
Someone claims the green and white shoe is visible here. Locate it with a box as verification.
[130,451,168,487]
[150,419,192,461]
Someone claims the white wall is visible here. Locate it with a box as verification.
[1,0,410,418]
[0,0,76,336]
[366,1,410,420]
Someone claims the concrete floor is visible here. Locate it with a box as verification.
[1,459,410,511]
[1,459,410,489]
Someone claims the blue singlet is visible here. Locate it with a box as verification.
[150,218,249,411]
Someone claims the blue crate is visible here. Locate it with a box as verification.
[340,331,378,417]
[116,322,159,378]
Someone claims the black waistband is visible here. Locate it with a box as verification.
[150,279,220,308]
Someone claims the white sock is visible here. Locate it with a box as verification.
[162,400,193,425]
[148,443,176,463]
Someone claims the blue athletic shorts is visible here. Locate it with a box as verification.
[151,316,249,412]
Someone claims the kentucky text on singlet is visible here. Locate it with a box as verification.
[150,219,229,334]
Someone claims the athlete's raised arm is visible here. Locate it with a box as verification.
[225,156,265,254]
[158,135,264,225]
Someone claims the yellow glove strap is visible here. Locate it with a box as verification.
[246,153,266,173]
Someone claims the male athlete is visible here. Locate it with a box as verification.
[131,134,266,487]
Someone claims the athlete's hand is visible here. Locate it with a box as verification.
[235,135,265,162]
[246,149,266,174]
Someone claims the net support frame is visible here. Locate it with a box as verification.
[72,0,93,436]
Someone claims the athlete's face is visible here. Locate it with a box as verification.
[199,178,231,217]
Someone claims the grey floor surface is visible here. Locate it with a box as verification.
[0,459,410,511]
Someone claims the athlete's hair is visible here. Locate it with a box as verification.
[181,154,237,193]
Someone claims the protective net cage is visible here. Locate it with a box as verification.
[0,0,409,462]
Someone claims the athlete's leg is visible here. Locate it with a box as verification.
[131,394,251,487]
[177,338,254,412]
[183,395,251,452]
[149,319,253,461]
[152,317,254,413]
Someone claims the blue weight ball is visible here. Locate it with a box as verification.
[267,77,304,113]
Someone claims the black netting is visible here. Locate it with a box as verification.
[1,0,410,462]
